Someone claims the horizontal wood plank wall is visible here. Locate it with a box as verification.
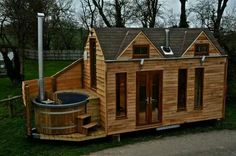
[83,33,107,131]
[118,33,162,60]
[22,77,53,106]
[183,32,221,57]
[22,60,83,106]
[53,60,83,90]
[106,57,226,135]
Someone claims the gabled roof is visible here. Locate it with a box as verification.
[94,28,225,60]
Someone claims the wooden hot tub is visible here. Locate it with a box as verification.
[33,92,88,135]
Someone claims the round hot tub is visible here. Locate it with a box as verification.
[33,92,88,135]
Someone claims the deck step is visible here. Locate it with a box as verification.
[77,114,91,120]
[82,122,98,135]
[77,114,92,133]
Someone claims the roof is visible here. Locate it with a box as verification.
[94,28,225,60]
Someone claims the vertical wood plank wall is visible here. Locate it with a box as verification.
[106,57,227,135]
[83,35,107,130]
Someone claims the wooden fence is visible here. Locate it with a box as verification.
[24,50,83,60]
[0,95,22,117]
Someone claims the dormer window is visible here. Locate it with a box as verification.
[133,45,149,58]
[195,44,209,56]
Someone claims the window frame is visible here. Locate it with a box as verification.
[194,43,209,56]
[90,38,97,89]
[133,45,149,58]
[116,73,127,119]
[177,69,188,111]
[194,68,204,110]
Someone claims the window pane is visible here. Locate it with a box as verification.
[116,73,127,117]
[90,38,96,89]
[195,44,209,56]
[133,45,149,58]
[194,68,204,109]
[178,69,187,111]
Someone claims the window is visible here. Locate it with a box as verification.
[133,45,149,58]
[177,69,187,111]
[116,73,127,118]
[90,38,96,89]
[195,44,209,56]
[194,68,204,110]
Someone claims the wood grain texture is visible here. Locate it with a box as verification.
[118,32,162,60]
[183,32,221,57]
[83,31,107,132]
[106,57,227,135]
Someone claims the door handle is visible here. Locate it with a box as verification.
[150,97,157,103]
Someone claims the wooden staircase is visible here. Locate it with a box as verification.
[77,114,98,135]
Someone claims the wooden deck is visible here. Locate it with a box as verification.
[37,128,106,142]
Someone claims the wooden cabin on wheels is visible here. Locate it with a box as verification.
[22,28,227,142]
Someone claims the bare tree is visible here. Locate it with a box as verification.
[80,0,97,29]
[91,0,132,27]
[221,8,236,32]
[163,9,179,28]
[189,0,229,37]
[189,0,213,28]
[132,0,161,28]
[0,0,78,84]
[92,0,112,27]
[212,0,228,37]
[179,0,189,28]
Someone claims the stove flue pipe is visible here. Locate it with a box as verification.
[37,13,45,102]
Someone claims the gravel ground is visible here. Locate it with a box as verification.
[88,130,236,156]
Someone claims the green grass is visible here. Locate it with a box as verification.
[0,59,72,99]
[0,59,235,155]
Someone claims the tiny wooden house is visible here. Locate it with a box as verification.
[23,28,227,141]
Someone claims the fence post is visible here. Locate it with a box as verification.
[25,84,32,136]
[8,95,14,117]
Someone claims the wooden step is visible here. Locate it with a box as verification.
[77,114,91,120]
[77,114,91,133]
[81,122,98,135]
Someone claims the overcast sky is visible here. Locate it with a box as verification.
[74,0,236,13]
[74,0,236,27]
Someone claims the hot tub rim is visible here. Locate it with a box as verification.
[32,92,89,108]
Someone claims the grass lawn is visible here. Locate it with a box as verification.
[0,60,73,99]
[0,59,235,155]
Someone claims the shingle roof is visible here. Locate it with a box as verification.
[94,28,225,60]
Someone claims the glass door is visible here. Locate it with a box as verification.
[149,71,162,123]
[136,71,162,125]
[136,72,148,125]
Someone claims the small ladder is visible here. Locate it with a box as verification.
[77,114,97,135]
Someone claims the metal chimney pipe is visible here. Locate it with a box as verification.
[165,29,170,48]
[37,13,45,102]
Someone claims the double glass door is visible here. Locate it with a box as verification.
[136,71,162,125]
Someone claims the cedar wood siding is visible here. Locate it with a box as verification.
[182,32,221,57]
[117,32,163,60]
[83,34,107,130]
[105,34,227,135]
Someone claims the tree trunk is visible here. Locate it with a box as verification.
[115,0,124,27]
[179,0,189,28]
[0,48,22,85]
[92,0,112,27]
[213,0,228,38]
[149,0,158,28]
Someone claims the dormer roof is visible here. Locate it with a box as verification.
[94,28,225,60]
